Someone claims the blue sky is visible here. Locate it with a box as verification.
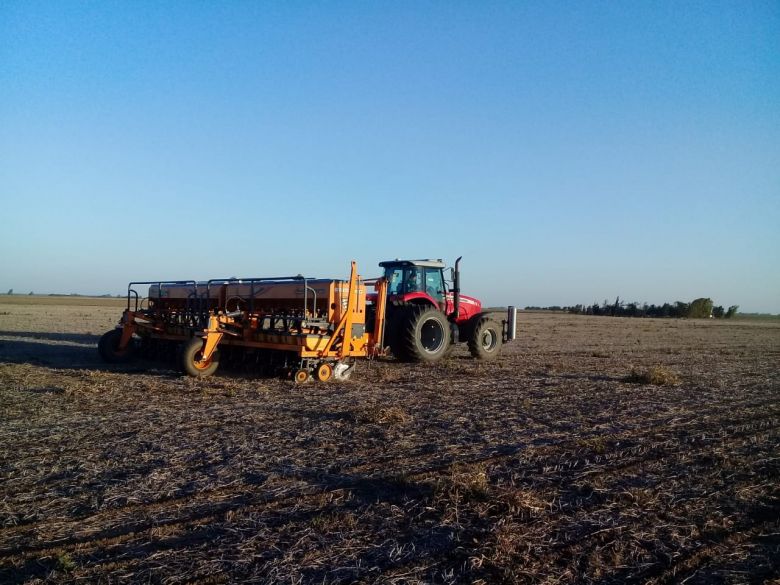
[1,1,778,311]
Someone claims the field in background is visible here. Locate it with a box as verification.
[0,295,127,307]
[0,302,778,583]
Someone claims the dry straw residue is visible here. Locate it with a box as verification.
[626,366,681,385]
[2,305,778,584]
[354,405,410,425]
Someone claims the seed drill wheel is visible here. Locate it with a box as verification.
[294,369,310,384]
[98,329,135,363]
[468,317,503,360]
[316,363,333,382]
[180,337,220,378]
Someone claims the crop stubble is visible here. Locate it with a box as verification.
[0,299,778,584]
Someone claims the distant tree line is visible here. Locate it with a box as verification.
[3,290,122,298]
[526,297,739,319]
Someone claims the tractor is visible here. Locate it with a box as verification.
[374,257,516,362]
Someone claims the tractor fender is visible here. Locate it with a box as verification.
[389,292,439,307]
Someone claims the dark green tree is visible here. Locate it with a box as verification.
[688,298,714,319]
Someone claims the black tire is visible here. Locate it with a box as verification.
[468,317,503,360]
[396,306,451,363]
[441,322,460,359]
[179,337,220,378]
[98,329,135,363]
[384,306,408,359]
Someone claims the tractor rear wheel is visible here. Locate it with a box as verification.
[98,329,135,363]
[180,337,220,378]
[468,317,503,360]
[396,306,451,363]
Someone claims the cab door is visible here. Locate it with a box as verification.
[423,268,446,309]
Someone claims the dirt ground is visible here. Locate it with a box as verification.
[0,297,778,584]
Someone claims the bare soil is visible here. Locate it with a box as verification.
[0,299,778,584]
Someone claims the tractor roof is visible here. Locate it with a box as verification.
[379,259,445,269]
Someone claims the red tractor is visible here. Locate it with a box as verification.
[374,257,516,362]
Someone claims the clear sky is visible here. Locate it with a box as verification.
[1,1,778,312]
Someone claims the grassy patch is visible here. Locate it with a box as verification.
[354,405,410,425]
[432,462,491,503]
[577,436,610,454]
[57,553,76,572]
[311,511,358,533]
[625,366,681,385]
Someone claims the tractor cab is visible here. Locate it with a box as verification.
[380,259,447,306]
[378,257,482,326]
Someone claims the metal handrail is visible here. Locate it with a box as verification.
[205,275,317,319]
[127,280,197,312]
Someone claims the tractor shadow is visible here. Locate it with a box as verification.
[0,333,162,374]
[0,333,278,380]
[0,331,102,369]
[0,330,101,344]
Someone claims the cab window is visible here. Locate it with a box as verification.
[386,268,402,295]
[424,268,444,301]
[385,267,424,294]
[403,267,423,293]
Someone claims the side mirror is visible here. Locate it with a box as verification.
[449,268,455,281]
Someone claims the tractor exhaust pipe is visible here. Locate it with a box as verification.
[453,256,462,319]
[506,305,517,341]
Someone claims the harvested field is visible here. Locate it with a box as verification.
[0,298,778,584]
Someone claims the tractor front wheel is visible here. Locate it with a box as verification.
[180,337,220,378]
[98,329,135,363]
[396,306,451,363]
[468,317,503,360]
